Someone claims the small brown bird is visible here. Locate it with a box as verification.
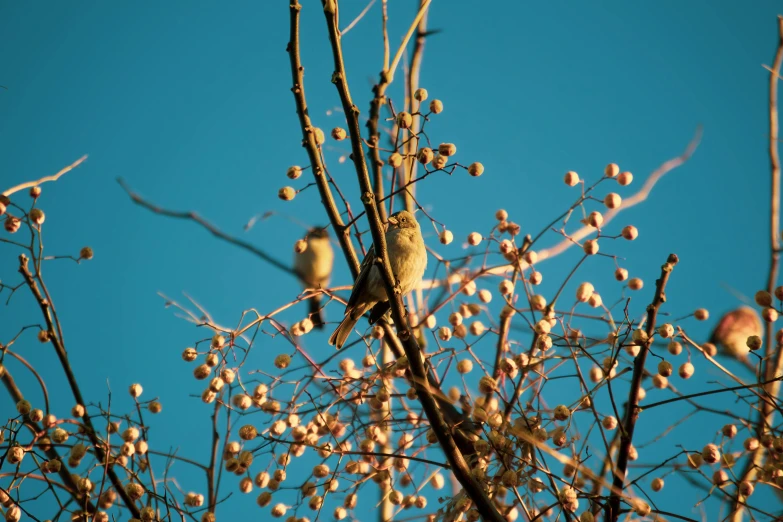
[293,227,334,329]
[329,210,427,348]
[709,306,763,361]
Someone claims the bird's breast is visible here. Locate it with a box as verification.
[386,229,427,294]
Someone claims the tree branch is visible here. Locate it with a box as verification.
[731,17,783,521]
[288,1,361,277]
[18,254,142,519]
[471,128,701,282]
[607,253,678,521]
[318,2,503,520]
[0,366,96,514]
[2,156,87,198]
[117,178,294,277]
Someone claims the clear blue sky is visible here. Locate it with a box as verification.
[1,1,781,520]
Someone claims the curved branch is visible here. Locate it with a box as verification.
[117,178,294,277]
[5,349,50,414]
[3,156,87,198]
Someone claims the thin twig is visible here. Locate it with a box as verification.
[3,156,88,198]
[340,0,376,35]
[641,375,783,410]
[386,0,431,84]
[117,178,294,276]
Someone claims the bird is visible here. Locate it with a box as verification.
[293,227,334,329]
[709,306,762,361]
[329,210,427,349]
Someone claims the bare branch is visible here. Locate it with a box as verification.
[117,177,294,277]
[608,253,678,521]
[3,156,88,198]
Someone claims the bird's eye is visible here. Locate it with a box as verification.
[401,217,407,223]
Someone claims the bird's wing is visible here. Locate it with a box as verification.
[346,244,376,309]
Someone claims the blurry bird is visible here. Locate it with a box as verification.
[293,227,334,329]
[329,210,427,349]
[709,306,763,361]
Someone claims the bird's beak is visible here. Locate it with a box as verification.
[387,216,398,226]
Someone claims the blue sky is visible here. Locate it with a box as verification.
[1,1,781,520]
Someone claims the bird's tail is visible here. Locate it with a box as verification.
[308,295,325,330]
[328,314,359,349]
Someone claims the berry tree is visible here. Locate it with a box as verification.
[1,3,782,522]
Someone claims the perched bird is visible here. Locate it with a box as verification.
[293,227,334,329]
[329,210,427,348]
[709,306,763,361]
